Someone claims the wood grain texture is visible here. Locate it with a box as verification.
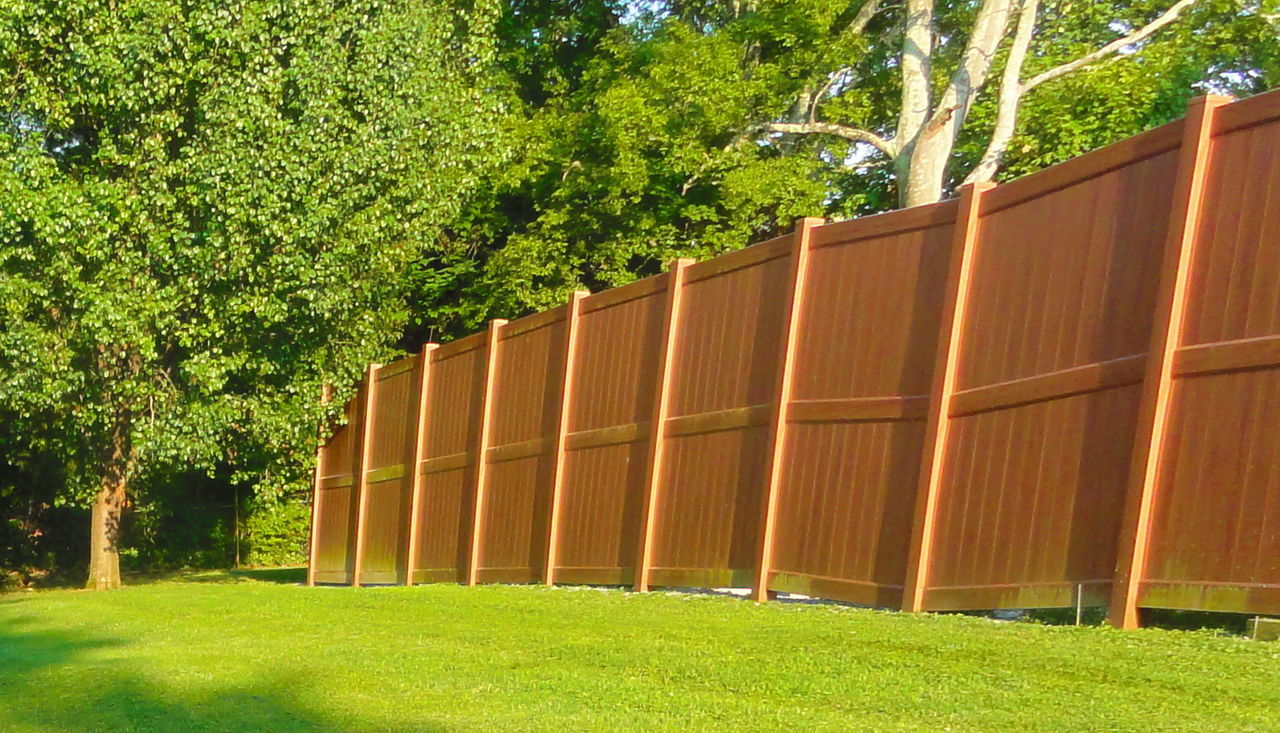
[754,218,822,602]
[1110,96,1229,628]
[635,262,693,591]
[1134,98,1280,619]
[310,89,1280,623]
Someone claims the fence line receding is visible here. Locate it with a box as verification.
[307,91,1280,628]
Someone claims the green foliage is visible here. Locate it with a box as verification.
[114,470,237,571]
[0,0,506,513]
[411,0,1280,338]
[241,498,310,567]
[409,1,848,337]
[957,0,1280,180]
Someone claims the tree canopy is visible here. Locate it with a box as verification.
[409,0,1279,340]
[0,0,504,586]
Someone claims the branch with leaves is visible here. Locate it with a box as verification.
[965,0,1201,184]
[757,0,1203,205]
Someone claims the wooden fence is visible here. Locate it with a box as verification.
[307,91,1280,628]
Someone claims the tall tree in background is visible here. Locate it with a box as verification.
[756,0,1269,205]
[0,0,503,588]
[413,0,1277,337]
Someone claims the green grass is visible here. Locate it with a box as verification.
[2,571,1277,731]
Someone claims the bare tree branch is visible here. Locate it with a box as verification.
[808,67,856,123]
[762,121,898,157]
[964,0,1039,184]
[1023,0,1200,92]
[965,0,1199,185]
[928,0,1015,135]
[843,0,883,36]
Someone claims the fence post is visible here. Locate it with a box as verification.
[544,290,590,586]
[404,343,439,586]
[351,363,381,588]
[1109,95,1229,629]
[901,182,992,612]
[752,217,823,603]
[306,383,333,587]
[634,258,695,592]
[466,319,507,587]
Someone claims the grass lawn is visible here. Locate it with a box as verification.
[1,570,1277,731]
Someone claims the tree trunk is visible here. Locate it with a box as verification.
[899,128,950,207]
[85,476,126,590]
[86,421,130,590]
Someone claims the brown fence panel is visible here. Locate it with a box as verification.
[1138,94,1280,616]
[554,276,668,585]
[356,356,422,584]
[767,204,957,607]
[310,89,1280,626]
[917,123,1185,611]
[311,393,363,583]
[474,308,568,584]
[410,332,488,583]
[646,237,794,588]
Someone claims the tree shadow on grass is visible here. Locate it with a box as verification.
[6,567,310,592]
[0,614,445,732]
[227,566,307,584]
[112,566,307,587]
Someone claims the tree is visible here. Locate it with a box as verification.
[408,1,848,336]
[0,0,504,588]
[758,0,1221,206]
[411,0,1276,336]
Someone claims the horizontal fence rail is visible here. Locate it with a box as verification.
[309,90,1280,628]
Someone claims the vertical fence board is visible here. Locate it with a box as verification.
[405,344,439,585]
[356,356,420,584]
[556,276,668,586]
[544,291,589,585]
[474,309,566,585]
[752,218,822,602]
[467,320,508,586]
[902,184,991,612]
[306,383,332,587]
[351,363,380,587]
[1125,94,1280,619]
[768,204,957,607]
[635,261,694,591]
[913,118,1186,613]
[411,332,488,583]
[647,239,793,588]
[1109,96,1229,627]
[311,392,361,584]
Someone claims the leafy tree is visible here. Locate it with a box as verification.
[409,0,842,336]
[758,0,1277,204]
[411,0,1277,337]
[0,0,504,588]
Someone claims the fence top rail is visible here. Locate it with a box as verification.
[376,354,418,380]
[371,90,1280,382]
[580,272,667,315]
[432,330,487,361]
[812,198,959,249]
[1214,89,1280,136]
[684,232,792,284]
[980,118,1184,216]
[501,303,568,340]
